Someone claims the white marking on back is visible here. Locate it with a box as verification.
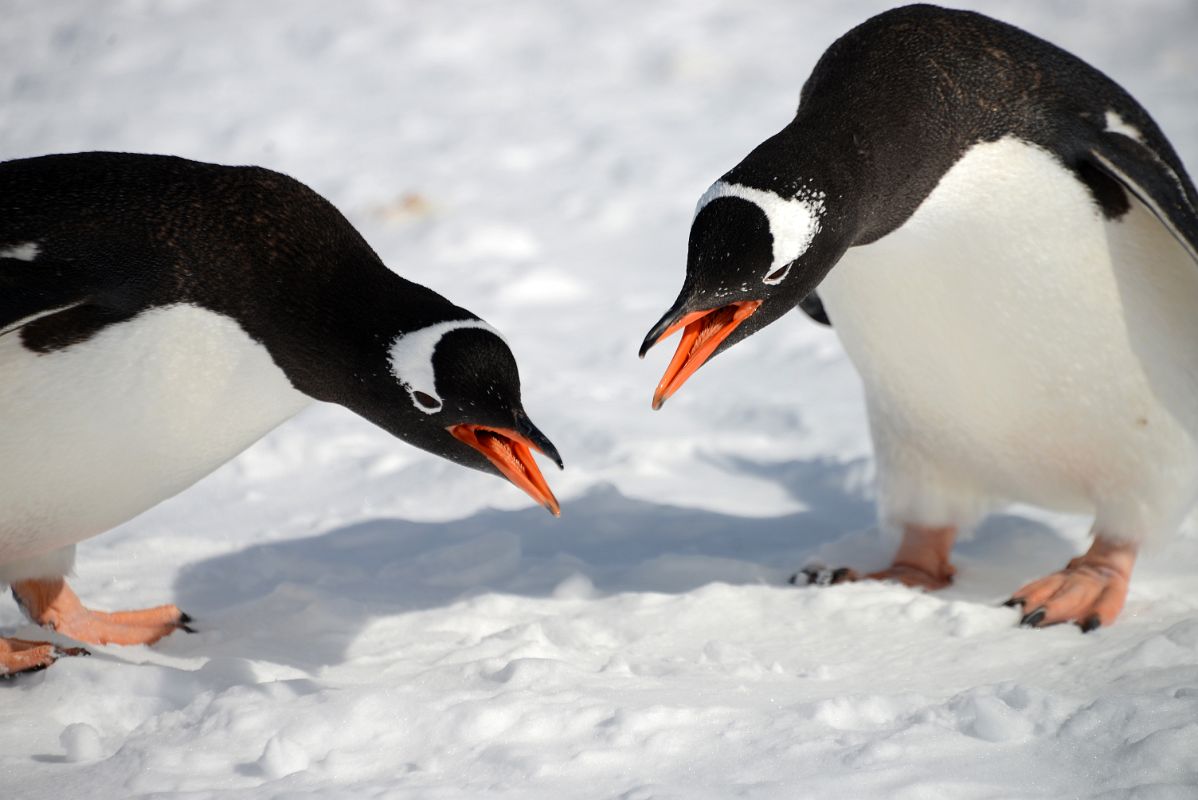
[696,181,824,284]
[819,136,1198,542]
[0,242,40,261]
[1104,110,1143,142]
[0,303,310,570]
[388,319,503,414]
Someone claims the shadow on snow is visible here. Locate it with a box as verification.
[160,453,1070,669]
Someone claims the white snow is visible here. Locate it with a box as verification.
[1,1,1196,797]
[59,723,103,763]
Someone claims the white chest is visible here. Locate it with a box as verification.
[0,304,310,561]
[817,137,1198,532]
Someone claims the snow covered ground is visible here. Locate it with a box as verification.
[3,1,1198,796]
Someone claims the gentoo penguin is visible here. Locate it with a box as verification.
[0,151,562,674]
[640,4,1198,631]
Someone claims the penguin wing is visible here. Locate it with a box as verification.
[1087,133,1198,266]
[798,291,832,326]
[0,255,103,337]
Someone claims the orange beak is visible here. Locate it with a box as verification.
[449,424,561,516]
[646,300,761,409]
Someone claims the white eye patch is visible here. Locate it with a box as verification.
[388,319,505,414]
[695,181,824,285]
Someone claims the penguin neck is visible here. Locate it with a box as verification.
[725,113,951,249]
[241,255,470,409]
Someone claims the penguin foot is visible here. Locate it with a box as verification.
[864,562,956,590]
[11,578,191,647]
[1006,535,1138,631]
[793,562,954,590]
[793,524,958,591]
[0,637,89,676]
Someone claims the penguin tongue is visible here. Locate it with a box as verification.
[651,300,761,409]
[448,424,561,516]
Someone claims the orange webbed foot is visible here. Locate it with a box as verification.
[12,579,193,647]
[864,561,956,590]
[0,637,89,676]
[794,525,958,592]
[1007,535,1137,632]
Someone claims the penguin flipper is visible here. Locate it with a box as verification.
[1087,133,1198,266]
[0,257,119,344]
[0,256,101,338]
[797,291,832,326]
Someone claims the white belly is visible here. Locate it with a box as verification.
[0,304,310,568]
[818,137,1198,540]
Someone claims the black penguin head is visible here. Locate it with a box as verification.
[639,181,837,408]
[365,319,563,515]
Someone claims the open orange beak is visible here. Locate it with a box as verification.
[449,424,561,516]
[643,300,761,410]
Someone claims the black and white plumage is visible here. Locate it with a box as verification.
[641,4,1198,629]
[0,152,562,589]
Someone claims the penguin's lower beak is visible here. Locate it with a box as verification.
[448,423,562,516]
[639,300,762,409]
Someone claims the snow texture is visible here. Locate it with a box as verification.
[1,1,1196,798]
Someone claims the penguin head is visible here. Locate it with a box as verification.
[333,317,563,515]
[639,180,840,408]
[642,180,838,409]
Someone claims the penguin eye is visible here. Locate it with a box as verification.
[764,262,792,284]
[411,390,442,411]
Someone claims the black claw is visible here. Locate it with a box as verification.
[1020,607,1047,628]
[54,646,90,659]
[791,565,856,587]
[792,565,825,586]
[1079,615,1102,633]
[178,612,193,625]
[179,623,198,634]
[1002,597,1023,608]
[801,567,829,586]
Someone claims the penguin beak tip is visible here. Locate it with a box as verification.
[645,300,763,410]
